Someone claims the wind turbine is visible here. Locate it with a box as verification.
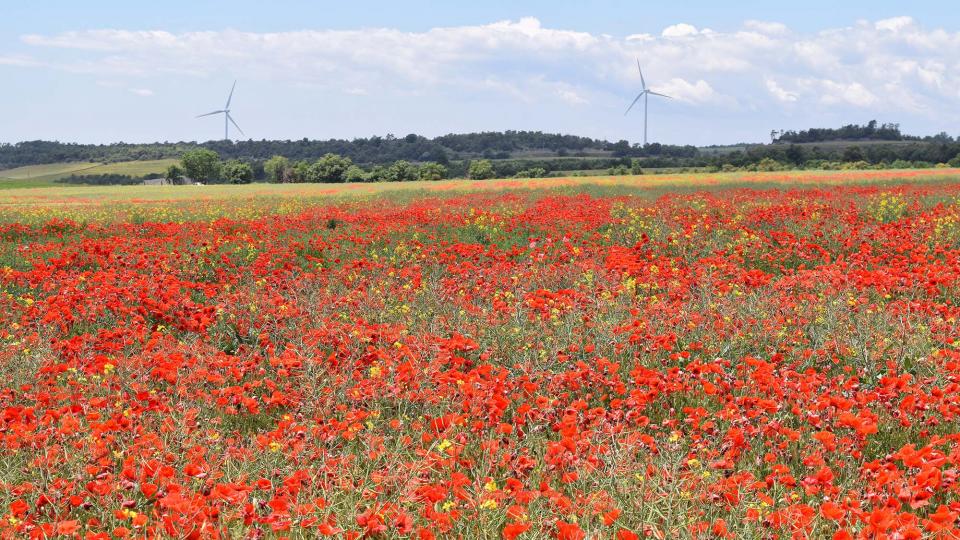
[196,81,245,140]
[624,60,672,146]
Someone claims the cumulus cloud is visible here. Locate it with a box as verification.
[8,16,960,119]
[744,20,789,35]
[765,79,798,103]
[661,23,700,38]
[656,79,718,103]
[875,16,915,33]
[818,80,878,107]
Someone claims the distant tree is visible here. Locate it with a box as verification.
[164,164,184,183]
[785,144,805,165]
[180,149,221,183]
[418,162,447,181]
[343,165,368,183]
[950,154,960,168]
[843,146,865,162]
[756,158,783,172]
[305,153,353,183]
[10,128,960,178]
[290,161,311,183]
[367,165,389,183]
[468,159,495,180]
[222,160,254,184]
[264,155,289,183]
[611,140,631,157]
[387,160,419,182]
[891,159,913,169]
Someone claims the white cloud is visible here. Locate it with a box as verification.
[818,80,878,107]
[656,78,717,103]
[661,23,700,38]
[9,16,960,121]
[556,87,589,105]
[128,88,154,97]
[744,20,789,35]
[765,79,798,103]
[875,16,915,33]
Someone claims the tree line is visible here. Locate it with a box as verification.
[171,144,960,185]
[1,131,617,170]
[12,123,960,185]
[13,122,953,171]
[164,149,467,184]
[57,141,960,185]
[772,120,955,144]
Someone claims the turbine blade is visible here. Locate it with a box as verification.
[637,58,646,90]
[225,80,237,109]
[624,91,646,115]
[648,91,673,99]
[226,113,245,137]
[196,110,225,118]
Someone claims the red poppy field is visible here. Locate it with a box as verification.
[2,177,960,539]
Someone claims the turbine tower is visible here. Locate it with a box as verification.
[624,60,672,146]
[196,81,245,140]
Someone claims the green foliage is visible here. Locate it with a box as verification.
[775,120,907,144]
[263,155,289,183]
[221,160,254,184]
[418,162,447,181]
[468,159,495,180]
[890,159,914,169]
[306,153,353,183]
[949,154,960,168]
[386,160,419,182]
[755,158,784,172]
[55,174,142,186]
[165,164,184,181]
[367,165,389,183]
[343,165,368,183]
[840,160,872,170]
[785,144,805,165]
[291,161,310,183]
[180,149,221,183]
[843,146,865,162]
[180,151,215,182]
[6,126,960,180]
[514,167,547,179]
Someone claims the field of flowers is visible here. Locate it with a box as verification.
[2,176,960,539]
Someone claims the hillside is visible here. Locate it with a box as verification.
[1,123,957,187]
[0,159,177,187]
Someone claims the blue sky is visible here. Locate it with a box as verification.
[2,1,959,145]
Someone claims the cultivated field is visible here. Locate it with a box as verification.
[1,170,960,538]
[0,159,177,187]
